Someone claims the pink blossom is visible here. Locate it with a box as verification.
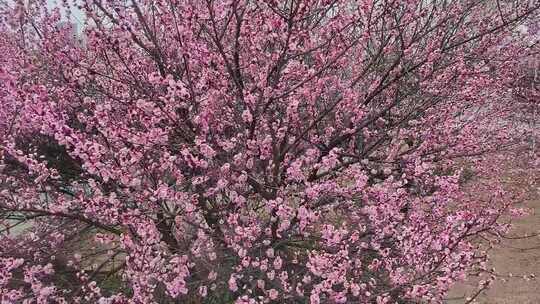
[0,1,536,303]
[268,289,279,300]
[229,276,238,292]
[273,256,283,270]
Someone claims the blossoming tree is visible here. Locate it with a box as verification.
[0,0,538,303]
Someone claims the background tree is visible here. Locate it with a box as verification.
[0,0,538,303]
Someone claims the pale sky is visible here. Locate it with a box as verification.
[46,0,85,28]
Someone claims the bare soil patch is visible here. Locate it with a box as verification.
[447,155,540,304]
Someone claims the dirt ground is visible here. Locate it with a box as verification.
[446,160,540,304]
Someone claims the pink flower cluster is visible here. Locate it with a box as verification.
[0,0,537,303]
